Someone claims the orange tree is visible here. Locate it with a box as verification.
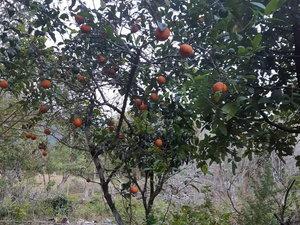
[1,0,300,224]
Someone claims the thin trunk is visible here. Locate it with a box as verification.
[57,173,69,190]
[92,153,125,225]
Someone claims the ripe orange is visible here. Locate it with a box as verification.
[77,74,87,82]
[0,79,9,89]
[38,142,46,150]
[41,149,48,157]
[75,15,84,24]
[154,138,163,148]
[25,132,32,139]
[212,82,228,93]
[155,27,171,41]
[150,92,159,101]
[97,55,107,64]
[118,133,125,139]
[133,98,142,107]
[139,102,148,111]
[44,128,51,135]
[39,104,49,114]
[30,134,37,140]
[179,44,194,57]
[130,185,139,194]
[102,67,116,77]
[80,24,92,33]
[156,75,166,85]
[131,24,140,33]
[73,118,83,128]
[40,79,51,89]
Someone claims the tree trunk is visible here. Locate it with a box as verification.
[92,154,125,225]
[57,173,69,190]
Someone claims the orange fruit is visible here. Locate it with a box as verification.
[130,185,139,194]
[80,24,91,33]
[30,134,37,140]
[150,92,159,101]
[155,27,171,41]
[40,79,51,89]
[131,24,140,33]
[39,104,49,114]
[73,118,83,128]
[118,133,125,139]
[179,44,194,57]
[25,132,32,139]
[102,67,116,77]
[41,149,48,157]
[139,102,148,111]
[133,98,142,107]
[156,75,166,85]
[0,79,9,89]
[212,82,228,93]
[44,128,51,135]
[75,15,84,24]
[154,138,163,148]
[77,74,87,82]
[38,142,46,150]
[97,55,107,64]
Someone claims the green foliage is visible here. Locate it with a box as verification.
[42,195,73,216]
[171,190,231,225]
[237,161,280,225]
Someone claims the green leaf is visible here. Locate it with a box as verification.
[59,13,69,20]
[251,34,262,49]
[200,163,208,174]
[237,46,246,55]
[218,123,228,136]
[222,102,238,120]
[265,0,286,14]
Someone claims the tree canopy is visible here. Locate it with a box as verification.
[0,0,299,224]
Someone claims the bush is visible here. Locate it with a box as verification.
[237,161,280,225]
[42,195,73,216]
[170,186,231,225]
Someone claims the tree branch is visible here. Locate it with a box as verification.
[259,110,300,133]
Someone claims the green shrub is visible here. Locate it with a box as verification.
[42,195,73,216]
[170,186,231,225]
[237,161,280,225]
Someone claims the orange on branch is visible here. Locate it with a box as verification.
[97,55,107,64]
[75,15,84,24]
[133,98,142,107]
[39,104,49,114]
[212,82,228,93]
[40,79,51,89]
[0,79,9,89]
[131,24,140,33]
[154,138,163,148]
[77,74,87,82]
[179,44,194,57]
[73,118,83,128]
[156,75,166,85]
[30,134,37,140]
[150,92,159,101]
[139,102,148,111]
[44,128,51,135]
[130,185,139,194]
[155,27,171,41]
[80,24,92,33]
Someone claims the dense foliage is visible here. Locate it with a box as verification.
[0,0,299,224]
